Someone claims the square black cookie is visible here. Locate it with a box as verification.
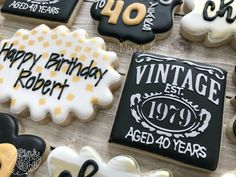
[109,52,227,171]
[1,0,82,26]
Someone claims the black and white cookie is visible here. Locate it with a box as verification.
[0,113,50,177]
[110,52,227,171]
[90,0,182,46]
[1,0,83,26]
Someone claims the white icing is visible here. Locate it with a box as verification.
[181,0,236,44]
[0,24,121,124]
[47,146,173,177]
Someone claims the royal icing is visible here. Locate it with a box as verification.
[0,143,17,177]
[90,0,182,45]
[48,146,173,177]
[1,0,81,26]
[110,52,227,171]
[181,0,236,48]
[0,113,48,177]
[0,24,120,124]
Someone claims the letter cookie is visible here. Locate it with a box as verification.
[181,0,236,50]
[1,0,82,27]
[48,146,172,177]
[0,24,120,125]
[110,52,227,171]
[90,0,182,46]
[0,144,17,177]
[0,113,50,177]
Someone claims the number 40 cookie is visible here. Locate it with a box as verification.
[110,52,227,171]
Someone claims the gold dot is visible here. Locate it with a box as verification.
[91,38,97,43]
[72,33,78,38]
[42,30,49,35]
[66,42,72,47]
[0,64,4,71]
[13,84,20,90]
[79,55,86,61]
[70,53,77,58]
[60,50,67,55]
[42,52,49,59]
[11,99,16,106]
[0,78,4,84]
[92,52,99,58]
[43,41,50,48]
[50,71,57,77]
[22,34,28,40]
[15,31,21,37]
[72,76,80,82]
[19,45,25,50]
[103,55,109,61]
[67,94,75,101]
[86,84,94,92]
[75,46,81,51]
[38,98,46,106]
[38,36,44,42]
[35,66,43,73]
[31,30,37,35]
[56,40,62,46]
[51,34,57,40]
[92,61,97,67]
[62,66,68,73]
[13,40,19,46]
[91,97,99,104]
[84,47,91,53]
[54,107,61,115]
[28,40,35,45]
[78,39,84,43]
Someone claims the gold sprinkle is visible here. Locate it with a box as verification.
[72,33,78,38]
[72,76,80,82]
[14,84,20,90]
[67,94,75,101]
[43,41,50,48]
[103,55,109,61]
[54,107,61,115]
[79,55,86,61]
[93,52,99,58]
[22,34,28,40]
[50,71,57,77]
[38,98,46,106]
[66,42,72,47]
[51,34,57,40]
[78,39,84,43]
[62,66,68,73]
[28,40,35,45]
[91,97,99,104]
[31,30,37,35]
[15,31,21,37]
[19,45,25,50]
[0,64,4,71]
[38,36,44,42]
[11,99,16,106]
[75,46,81,51]
[42,52,49,59]
[13,40,19,46]
[35,66,43,73]
[86,84,94,92]
[0,78,4,84]
[84,47,91,53]
[70,53,77,58]
[56,40,62,46]
[43,30,49,35]
[60,50,67,55]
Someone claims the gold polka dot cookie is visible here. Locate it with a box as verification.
[0,143,17,177]
[0,24,121,125]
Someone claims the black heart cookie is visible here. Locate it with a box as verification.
[0,113,49,177]
[1,0,82,26]
[90,0,182,46]
[109,52,227,171]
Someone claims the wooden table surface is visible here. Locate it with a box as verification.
[0,1,236,177]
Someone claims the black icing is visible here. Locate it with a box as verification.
[109,52,227,171]
[90,0,182,44]
[1,0,79,23]
[58,160,99,177]
[233,120,236,137]
[0,113,46,177]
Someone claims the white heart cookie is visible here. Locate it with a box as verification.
[181,0,236,49]
[0,24,121,125]
[47,146,173,177]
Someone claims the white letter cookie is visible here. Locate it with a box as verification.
[181,0,236,49]
[47,146,173,177]
[0,24,121,125]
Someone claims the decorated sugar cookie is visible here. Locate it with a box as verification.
[0,113,49,177]
[1,0,82,26]
[48,146,173,177]
[0,144,17,177]
[0,24,121,125]
[90,0,182,46]
[181,0,236,49]
[110,52,227,171]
